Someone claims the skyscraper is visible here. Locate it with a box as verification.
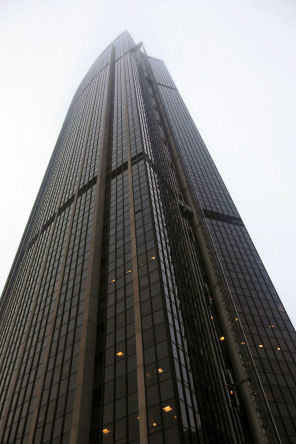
[0,30,295,443]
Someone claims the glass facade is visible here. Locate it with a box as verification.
[0,32,295,443]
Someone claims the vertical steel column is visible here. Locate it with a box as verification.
[69,48,115,443]
[124,52,149,444]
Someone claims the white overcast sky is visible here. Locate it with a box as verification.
[0,0,295,327]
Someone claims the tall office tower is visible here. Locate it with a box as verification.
[0,31,295,444]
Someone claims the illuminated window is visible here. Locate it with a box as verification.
[102,428,110,435]
[151,256,156,260]
[163,405,173,412]
[126,270,132,274]
[116,351,124,357]
[258,344,264,348]
[220,336,225,341]
[110,278,116,283]
[153,422,157,427]
[277,347,281,351]
[158,368,164,373]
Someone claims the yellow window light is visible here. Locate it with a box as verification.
[240,341,245,345]
[268,324,275,328]
[158,368,164,373]
[258,344,264,348]
[163,405,173,412]
[116,351,124,357]
[235,317,238,322]
[220,336,225,341]
[277,347,281,351]
[153,422,157,427]
[102,428,110,435]
[110,278,115,283]
[210,316,214,320]
[230,390,234,395]
[126,269,132,274]
[151,256,156,260]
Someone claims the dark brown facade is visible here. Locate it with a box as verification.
[0,32,295,444]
